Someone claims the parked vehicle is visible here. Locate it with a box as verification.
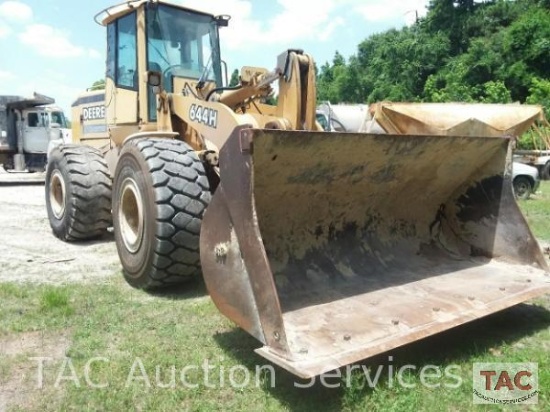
[316,101,385,133]
[0,93,70,173]
[514,150,550,180]
[513,161,540,199]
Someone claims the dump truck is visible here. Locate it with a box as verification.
[0,93,70,173]
[45,0,550,379]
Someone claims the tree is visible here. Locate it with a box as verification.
[316,0,548,109]
[526,78,550,117]
[354,28,450,102]
[229,69,240,87]
[317,52,348,102]
[90,79,105,91]
[481,81,512,103]
[503,8,550,80]
[423,0,481,55]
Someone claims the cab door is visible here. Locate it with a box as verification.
[22,110,49,153]
[105,10,139,145]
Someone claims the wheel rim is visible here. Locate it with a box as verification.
[49,170,66,219]
[119,177,144,253]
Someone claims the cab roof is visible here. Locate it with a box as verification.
[94,0,216,26]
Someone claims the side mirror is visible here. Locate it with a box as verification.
[147,70,163,94]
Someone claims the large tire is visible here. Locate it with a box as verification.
[112,138,211,289]
[45,145,112,240]
[541,161,550,180]
[513,176,533,200]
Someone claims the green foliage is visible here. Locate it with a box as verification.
[527,78,550,117]
[424,60,478,102]
[518,78,550,149]
[317,0,549,110]
[482,81,512,103]
[424,0,481,54]
[229,69,240,87]
[516,127,549,150]
[317,52,350,102]
[90,79,105,91]
[503,7,550,78]
[264,95,277,105]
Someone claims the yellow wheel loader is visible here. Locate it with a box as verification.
[45,0,550,379]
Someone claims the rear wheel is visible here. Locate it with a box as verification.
[45,145,112,240]
[513,176,533,200]
[541,161,550,180]
[112,138,211,289]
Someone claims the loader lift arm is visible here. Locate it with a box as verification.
[155,49,320,155]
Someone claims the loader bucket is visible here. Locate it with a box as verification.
[371,102,544,137]
[200,119,550,378]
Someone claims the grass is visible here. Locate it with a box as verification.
[1,278,547,411]
[39,287,73,316]
[1,184,550,411]
[519,181,550,242]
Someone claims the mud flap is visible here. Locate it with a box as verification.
[200,126,550,378]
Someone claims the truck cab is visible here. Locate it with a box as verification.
[1,94,71,172]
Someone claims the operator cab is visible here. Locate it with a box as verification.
[98,1,226,125]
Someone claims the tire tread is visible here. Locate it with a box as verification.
[46,144,112,241]
[117,138,210,288]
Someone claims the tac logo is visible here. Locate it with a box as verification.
[473,363,538,404]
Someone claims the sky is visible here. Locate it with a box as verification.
[0,0,430,120]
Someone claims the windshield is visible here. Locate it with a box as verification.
[146,4,222,92]
[50,111,68,128]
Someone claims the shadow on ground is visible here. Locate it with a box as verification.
[69,229,116,246]
[145,277,209,300]
[0,181,45,186]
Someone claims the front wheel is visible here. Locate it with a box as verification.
[112,138,211,289]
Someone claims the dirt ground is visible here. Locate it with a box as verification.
[0,183,120,284]
[0,331,70,412]
[0,181,118,411]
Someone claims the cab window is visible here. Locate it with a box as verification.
[27,112,48,127]
[106,12,137,90]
